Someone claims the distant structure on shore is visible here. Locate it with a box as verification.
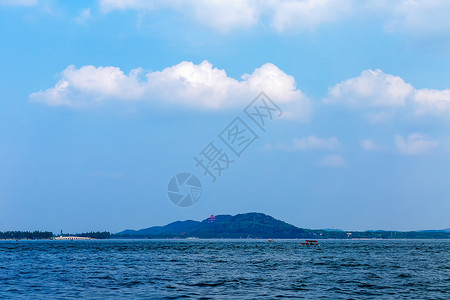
[54,236,91,240]
[0,231,110,240]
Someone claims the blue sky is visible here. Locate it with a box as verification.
[1,0,450,233]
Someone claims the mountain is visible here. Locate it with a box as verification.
[114,212,450,239]
[121,220,203,236]
[190,213,310,238]
[116,212,314,239]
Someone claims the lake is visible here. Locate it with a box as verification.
[1,239,449,299]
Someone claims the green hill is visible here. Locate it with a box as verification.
[115,212,314,238]
[114,212,450,239]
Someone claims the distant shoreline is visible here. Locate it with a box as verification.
[2,237,450,241]
[2,211,450,241]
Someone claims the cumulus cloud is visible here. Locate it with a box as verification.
[395,134,439,155]
[30,60,311,119]
[412,88,450,116]
[30,65,146,106]
[316,154,347,167]
[326,69,413,107]
[326,69,450,120]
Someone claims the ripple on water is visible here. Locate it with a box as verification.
[0,239,449,299]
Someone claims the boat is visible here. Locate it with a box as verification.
[268,239,274,242]
[300,240,318,245]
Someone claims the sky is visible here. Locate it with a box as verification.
[1,0,450,233]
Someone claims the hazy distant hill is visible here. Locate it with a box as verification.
[114,212,450,239]
[420,228,450,233]
[120,220,203,236]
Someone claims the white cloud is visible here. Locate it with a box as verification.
[98,0,356,33]
[99,0,158,11]
[361,139,378,151]
[30,60,311,119]
[30,65,146,107]
[99,0,259,33]
[316,154,347,167]
[383,0,450,36]
[395,134,439,155]
[326,69,450,120]
[76,8,93,25]
[188,0,259,32]
[412,88,450,116]
[272,0,354,32]
[31,62,450,123]
[0,0,37,6]
[326,69,413,107]
[97,0,450,37]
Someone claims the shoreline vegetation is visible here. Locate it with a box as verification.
[0,231,110,240]
[2,213,449,240]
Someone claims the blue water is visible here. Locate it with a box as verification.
[1,239,449,299]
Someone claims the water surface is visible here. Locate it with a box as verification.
[1,239,449,299]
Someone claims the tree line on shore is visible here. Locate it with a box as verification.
[0,231,111,240]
